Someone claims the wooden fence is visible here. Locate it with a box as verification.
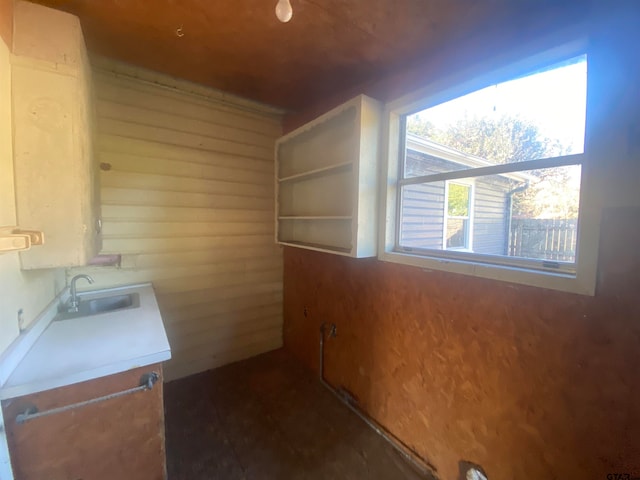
[509,219,578,262]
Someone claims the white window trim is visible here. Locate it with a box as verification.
[443,180,474,252]
[377,37,600,296]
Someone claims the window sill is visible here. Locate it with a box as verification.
[378,249,596,295]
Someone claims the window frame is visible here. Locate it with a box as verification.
[378,38,600,295]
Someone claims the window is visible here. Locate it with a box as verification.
[380,42,599,294]
[445,181,473,250]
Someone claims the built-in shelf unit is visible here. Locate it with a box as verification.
[275,94,382,257]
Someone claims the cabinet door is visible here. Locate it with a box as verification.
[1,365,166,480]
[11,0,101,269]
[12,59,100,269]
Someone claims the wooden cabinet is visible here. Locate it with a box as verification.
[12,1,101,269]
[1,365,167,480]
[275,95,382,257]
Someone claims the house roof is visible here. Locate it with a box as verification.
[406,133,536,183]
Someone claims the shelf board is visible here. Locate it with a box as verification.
[277,240,352,255]
[278,216,352,221]
[278,161,352,183]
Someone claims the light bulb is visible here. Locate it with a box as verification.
[275,0,293,23]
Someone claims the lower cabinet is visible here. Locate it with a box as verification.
[1,364,166,480]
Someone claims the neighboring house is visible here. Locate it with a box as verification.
[400,133,531,256]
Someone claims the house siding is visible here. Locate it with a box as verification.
[400,182,445,249]
[472,178,510,255]
[400,149,514,254]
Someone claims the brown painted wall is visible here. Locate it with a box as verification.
[0,0,12,48]
[283,3,640,479]
[284,207,640,479]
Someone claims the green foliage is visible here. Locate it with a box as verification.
[408,114,568,164]
[436,115,565,163]
[406,114,579,219]
[406,113,435,138]
[512,166,580,219]
[447,183,470,217]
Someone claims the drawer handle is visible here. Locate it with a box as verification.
[15,372,159,425]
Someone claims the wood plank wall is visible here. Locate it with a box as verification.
[70,62,284,381]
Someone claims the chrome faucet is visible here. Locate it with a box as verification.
[67,274,94,312]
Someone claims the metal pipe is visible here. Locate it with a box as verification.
[15,372,159,424]
[319,323,437,479]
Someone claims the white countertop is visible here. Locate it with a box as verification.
[0,283,171,400]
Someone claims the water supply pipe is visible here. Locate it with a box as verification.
[319,322,437,479]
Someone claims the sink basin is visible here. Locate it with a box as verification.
[55,292,140,321]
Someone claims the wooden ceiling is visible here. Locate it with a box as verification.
[27,0,587,111]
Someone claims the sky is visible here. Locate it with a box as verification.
[410,55,588,154]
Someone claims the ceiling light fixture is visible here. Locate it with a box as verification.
[275,0,293,23]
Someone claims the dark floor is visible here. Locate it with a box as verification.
[164,349,426,480]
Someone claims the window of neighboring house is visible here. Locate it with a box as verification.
[380,41,599,295]
[445,181,473,250]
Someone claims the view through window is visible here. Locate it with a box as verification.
[399,55,587,270]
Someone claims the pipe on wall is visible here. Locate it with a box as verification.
[319,322,438,480]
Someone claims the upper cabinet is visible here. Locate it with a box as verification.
[12,1,101,269]
[275,95,382,257]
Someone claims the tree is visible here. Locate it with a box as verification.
[406,113,435,138]
[406,114,579,219]
[430,114,566,164]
